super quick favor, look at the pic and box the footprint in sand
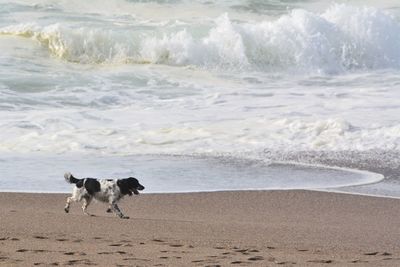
[152,239,166,243]
[122,257,150,262]
[169,244,183,248]
[364,252,379,256]
[64,252,86,256]
[56,238,68,242]
[276,261,296,265]
[297,249,309,252]
[32,249,50,253]
[109,243,123,247]
[307,259,333,264]
[65,259,94,265]
[97,252,113,255]
[33,236,48,240]
[351,259,368,263]
[248,256,264,261]
[234,249,252,255]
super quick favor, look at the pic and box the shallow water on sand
[0,154,382,194]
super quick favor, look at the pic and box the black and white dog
[64,172,144,219]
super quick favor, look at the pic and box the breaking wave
[2,4,400,74]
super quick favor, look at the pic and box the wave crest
[1,4,400,73]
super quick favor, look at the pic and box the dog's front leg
[64,196,73,213]
[106,204,112,213]
[82,197,93,216]
[110,203,129,219]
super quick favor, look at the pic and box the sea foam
[1,4,400,74]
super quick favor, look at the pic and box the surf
[1,4,400,74]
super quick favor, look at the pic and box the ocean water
[0,0,399,195]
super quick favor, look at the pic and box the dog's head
[117,177,145,196]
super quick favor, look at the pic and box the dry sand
[0,190,400,266]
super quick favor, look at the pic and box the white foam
[0,109,399,155]
[2,4,400,73]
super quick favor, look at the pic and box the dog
[64,172,144,219]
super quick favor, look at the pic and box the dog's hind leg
[110,203,129,219]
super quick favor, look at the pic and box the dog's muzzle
[132,185,145,195]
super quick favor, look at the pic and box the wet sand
[1,190,400,266]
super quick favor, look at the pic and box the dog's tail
[64,172,80,184]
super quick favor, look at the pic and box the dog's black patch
[84,178,101,195]
[75,179,84,188]
[117,179,132,196]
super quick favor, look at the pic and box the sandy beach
[2,0,400,266]
[0,190,399,266]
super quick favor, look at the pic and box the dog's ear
[117,180,133,196]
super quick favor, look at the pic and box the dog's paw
[120,215,130,219]
[106,208,112,213]
[64,208,69,213]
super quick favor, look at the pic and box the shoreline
[1,187,399,200]
[1,190,400,266]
